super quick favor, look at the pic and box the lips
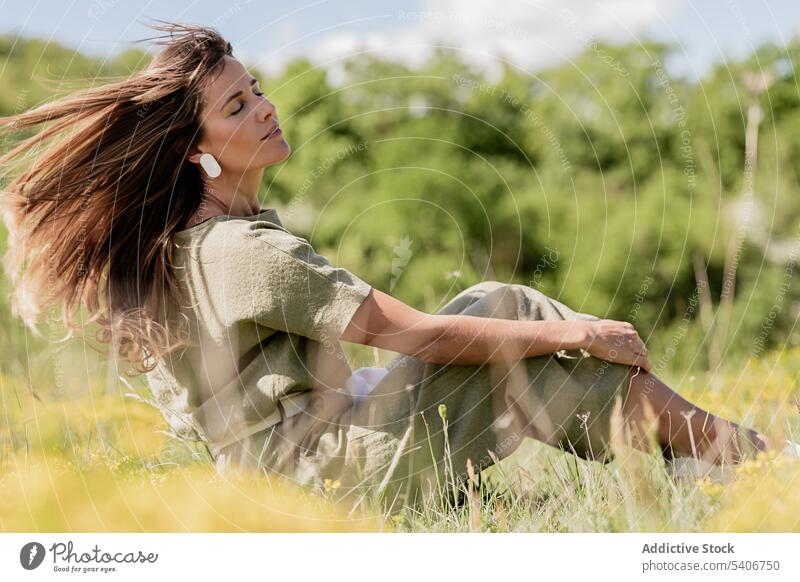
[261,125,281,140]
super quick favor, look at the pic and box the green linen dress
[145,208,633,510]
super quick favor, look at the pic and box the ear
[188,147,204,165]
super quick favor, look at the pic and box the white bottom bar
[2,533,800,580]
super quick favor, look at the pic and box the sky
[1,0,798,83]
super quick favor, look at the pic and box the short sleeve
[224,227,372,343]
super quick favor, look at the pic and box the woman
[1,21,795,510]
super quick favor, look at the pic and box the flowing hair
[0,20,233,375]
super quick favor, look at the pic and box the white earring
[199,152,221,178]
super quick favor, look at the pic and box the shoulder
[188,216,354,290]
[173,213,372,336]
[179,214,310,260]
[175,213,368,288]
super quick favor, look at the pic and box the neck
[203,166,265,216]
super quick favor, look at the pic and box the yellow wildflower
[696,475,723,497]
[323,478,341,493]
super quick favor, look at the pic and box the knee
[465,281,539,299]
[468,280,509,294]
[477,281,536,299]
[484,282,543,315]
[452,281,543,320]
[451,281,538,320]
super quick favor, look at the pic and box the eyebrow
[220,77,259,112]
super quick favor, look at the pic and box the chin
[258,143,291,167]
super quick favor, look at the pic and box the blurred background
[2,0,800,532]
[3,0,800,380]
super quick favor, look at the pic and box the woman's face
[191,56,290,174]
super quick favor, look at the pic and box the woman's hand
[582,319,652,372]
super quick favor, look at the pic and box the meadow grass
[1,344,799,532]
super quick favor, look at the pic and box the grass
[1,343,799,532]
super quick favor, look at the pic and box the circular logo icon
[20,542,46,570]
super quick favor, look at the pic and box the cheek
[209,122,256,162]
[223,120,259,160]
[228,121,256,149]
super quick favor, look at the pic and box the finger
[631,359,647,373]
[630,351,649,368]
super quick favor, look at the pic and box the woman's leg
[240,281,772,510]
[619,366,771,464]
[438,282,773,468]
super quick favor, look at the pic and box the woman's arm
[340,288,651,370]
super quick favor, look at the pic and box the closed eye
[230,91,266,116]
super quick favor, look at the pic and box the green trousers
[214,282,633,510]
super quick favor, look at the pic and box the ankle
[752,431,772,452]
[699,427,770,465]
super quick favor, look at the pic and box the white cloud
[262,0,686,84]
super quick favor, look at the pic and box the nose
[257,97,276,122]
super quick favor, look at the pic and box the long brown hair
[0,20,233,375]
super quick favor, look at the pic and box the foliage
[2,33,800,532]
